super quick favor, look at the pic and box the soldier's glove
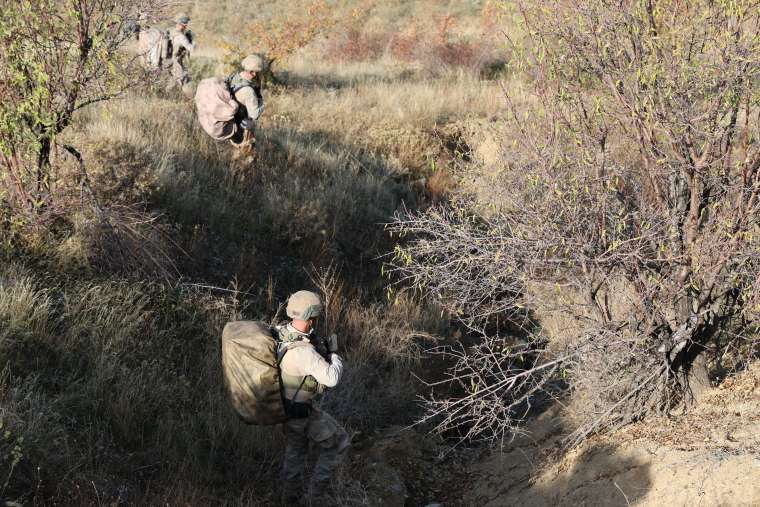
[240,118,255,131]
[327,333,339,353]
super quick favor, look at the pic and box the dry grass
[0,0,519,503]
[279,54,506,130]
[0,261,283,503]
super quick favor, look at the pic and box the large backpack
[137,27,172,69]
[222,321,314,424]
[221,321,287,425]
[195,77,240,141]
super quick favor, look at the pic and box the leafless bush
[389,0,760,445]
[417,336,565,444]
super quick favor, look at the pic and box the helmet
[241,54,264,72]
[286,291,323,320]
[175,13,190,25]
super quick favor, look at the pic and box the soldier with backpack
[194,55,265,161]
[137,24,170,70]
[226,54,265,152]
[169,13,194,92]
[276,290,349,505]
[136,13,194,95]
[220,290,349,506]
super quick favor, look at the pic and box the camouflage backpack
[194,77,240,141]
[137,27,172,69]
[221,321,311,425]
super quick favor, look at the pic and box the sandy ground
[351,364,760,506]
[463,364,760,507]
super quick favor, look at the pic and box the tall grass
[0,1,513,502]
[1,50,452,507]
[280,54,506,129]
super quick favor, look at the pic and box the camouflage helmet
[286,290,323,321]
[241,54,264,72]
[175,13,190,25]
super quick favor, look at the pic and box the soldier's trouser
[170,61,190,88]
[281,408,350,498]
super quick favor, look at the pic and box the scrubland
[3,0,759,506]
[0,1,498,504]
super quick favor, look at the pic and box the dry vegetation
[390,0,760,448]
[0,0,500,504]
[3,0,757,505]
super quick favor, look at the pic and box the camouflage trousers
[281,408,350,502]
[171,60,190,87]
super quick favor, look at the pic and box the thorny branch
[388,0,760,446]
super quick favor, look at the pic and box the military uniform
[227,55,266,154]
[277,291,349,504]
[166,14,193,92]
[170,27,193,87]
[227,72,263,148]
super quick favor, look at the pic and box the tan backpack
[137,27,171,69]
[221,321,287,425]
[194,77,239,141]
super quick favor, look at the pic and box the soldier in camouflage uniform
[169,13,194,92]
[276,290,350,506]
[226,54,265,154]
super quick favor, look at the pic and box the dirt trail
[354,364,760,506]
[465,364,760,507]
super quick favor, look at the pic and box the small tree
[219,0,337,83]
[390,0,760,445]
[0,0,166,213]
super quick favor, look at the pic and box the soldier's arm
[234,87,264,121]
[174,32,194,53]
[301,347,343,388]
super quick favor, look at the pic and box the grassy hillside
[0,1,503,504]
[8,2,754,505]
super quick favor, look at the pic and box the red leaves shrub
[332,29,388,61]
[328,15,496,74]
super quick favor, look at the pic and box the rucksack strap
[165,30,173,59]
[275,331,312,419]
[226,73,249,94]
[226,73,262,99]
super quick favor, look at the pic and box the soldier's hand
[240,118,255,131]
[327,333,339,353]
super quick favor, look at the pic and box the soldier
[276,290,350,505]
[169,13,194,91]
[227,54,266,153]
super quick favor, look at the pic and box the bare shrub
[388,25,420,62]
[329,29,389,62]
[324,13,500,74]
[75,204,181,281]
[389,0,760,446]
[416,336,563,443]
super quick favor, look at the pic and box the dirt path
[464,365,760,507]
[350,365,760,506]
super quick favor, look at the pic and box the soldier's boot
[230,131,256,167]
[242,130,256,164]
[306,428,351,503]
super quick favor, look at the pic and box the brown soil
[464,364,760,507]
[352,364,760,507]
